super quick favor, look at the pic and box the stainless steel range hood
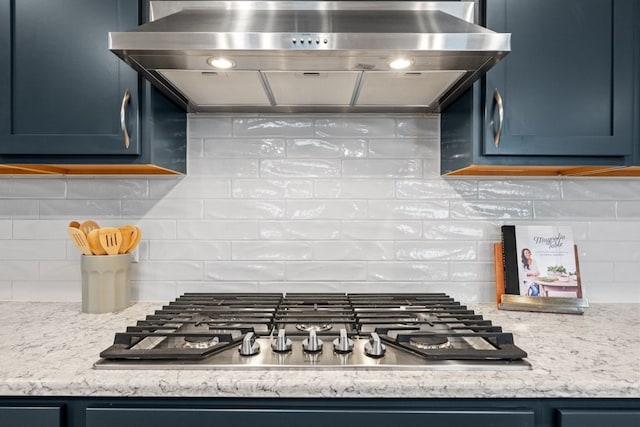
[109,1,510,113]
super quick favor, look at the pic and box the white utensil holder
[81,253,132,313]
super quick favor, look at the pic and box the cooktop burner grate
[96,292,530,370]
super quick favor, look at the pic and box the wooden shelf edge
[0,164,183,176]
[444,164,637,177]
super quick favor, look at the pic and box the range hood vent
[109,1,510,113]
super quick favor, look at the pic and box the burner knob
[238,332,260,356]
[302,329,323,352]
[364,332,386,358]
[332,328,354,353]
[271,329,292,352]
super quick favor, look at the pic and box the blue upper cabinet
[0,0,139,155]
[441,0,638,176]
[0,0,186,174]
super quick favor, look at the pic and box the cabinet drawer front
[87,408,535,427]
[558,409,640,427]
[0,406,61,427]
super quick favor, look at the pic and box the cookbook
[501,225,582,299]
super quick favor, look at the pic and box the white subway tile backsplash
[588,221,640,241]
[133,261,203,281]
[123,199,203,219]
[0,200,39,218]
[0,261,40,280]
[287,200,367,219]
[342,159,422,177]
[617,201,640,218]
[396,180,477,199]
[177,220,259,240]
[396,116,439,137]
[368,138,439,159]
[314,179,394,199]
[203,138,286,158]
[396,242,476,260]
[40,200,121,219]
[39,261,81,281]
[367,262,449,281]
[450,201,532,219]
[314,118,395,137]
[534,201,615,219]
[1,114,638,303]
[0,240,66,260]
[0,179,65,199]
[562,179,640,200]
[189,116,232,138]
[422,221,500,240]
[13,220,69,239]
[233,118,313,137]
[205,261,285,280]
[286,261,367,280]
[368,200,449,219]
[188,158,259,177]
[313,241,395,260]
[150,241,231,260]
[341,220,422,240]
[260,159,341,177]
[478,180,561,200]
[232,241,312,260]
[0,220,11,238]
[67,179,148,199]
[232,179,313,199]
[259,220,340,240]
[150,177,230,199]
[204,200,285,219]
[287,138,367,158]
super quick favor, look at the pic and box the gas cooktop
[95,293,530,370]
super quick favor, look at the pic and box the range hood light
[207,57,235,69]
[388,58,414,70]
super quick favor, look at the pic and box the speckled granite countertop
[0,301,638,398]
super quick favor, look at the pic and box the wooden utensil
[69,220,80,229]
[126,226,142,253]
[67,227,93,256]
[98,227,123,255]
[80,220,100,236]
[87,229,107,255]
[118,225,137,254]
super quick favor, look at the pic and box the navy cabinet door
[558,409,640,427]
[483,0,634,157]
[0,406,61,427]
[86,408,535,427]
[0,0,139,155]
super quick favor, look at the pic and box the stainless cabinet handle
[120,89,131,149]
[493,88,504,148]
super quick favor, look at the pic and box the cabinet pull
[120,89,131,149]
[493,88,504,148]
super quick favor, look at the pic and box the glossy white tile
[287,138,367,158]
[233,118,313,137]
[342,159,422,177]
[313,241,395,260]
[203,138,285,158]
[314,118,395,137]
[368,200,449,219]
[260,159,341,177]
[204,261,286,280]
[232,241,312,260]
[314,179,394,199]
[287,200,367,219]
[204,200,285,219]
[396,242,476,260]
[150,177,230,199]
[0,179,65,199]
[259,220,340,240]
[232,179,313,199]
[67,179,148,199]
[367,262,449,281]
[286,261,367,280]
[149,240,231,260]
[340,220,422,240]
[177,220,259,240]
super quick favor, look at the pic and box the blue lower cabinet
[86,408,535,427]
[557,409,640,427]
[0,406,61,427]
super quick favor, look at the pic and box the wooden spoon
[80,220,100,236]
[126,226,142,253]
[98,227,123,256]
[87,229,107,255]
[67,227,93,256]
[118,225,137,254]
[69,220,80,229]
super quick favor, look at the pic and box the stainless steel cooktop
[95,293,530,370]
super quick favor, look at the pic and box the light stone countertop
[0,301,638,399]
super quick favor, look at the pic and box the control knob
[302,329,323,352]
[364,332,386,358]
[238,332,260,356]
[332,328,354,353]
[271,329,292,352]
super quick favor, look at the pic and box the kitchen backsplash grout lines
[0,114,639,302]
